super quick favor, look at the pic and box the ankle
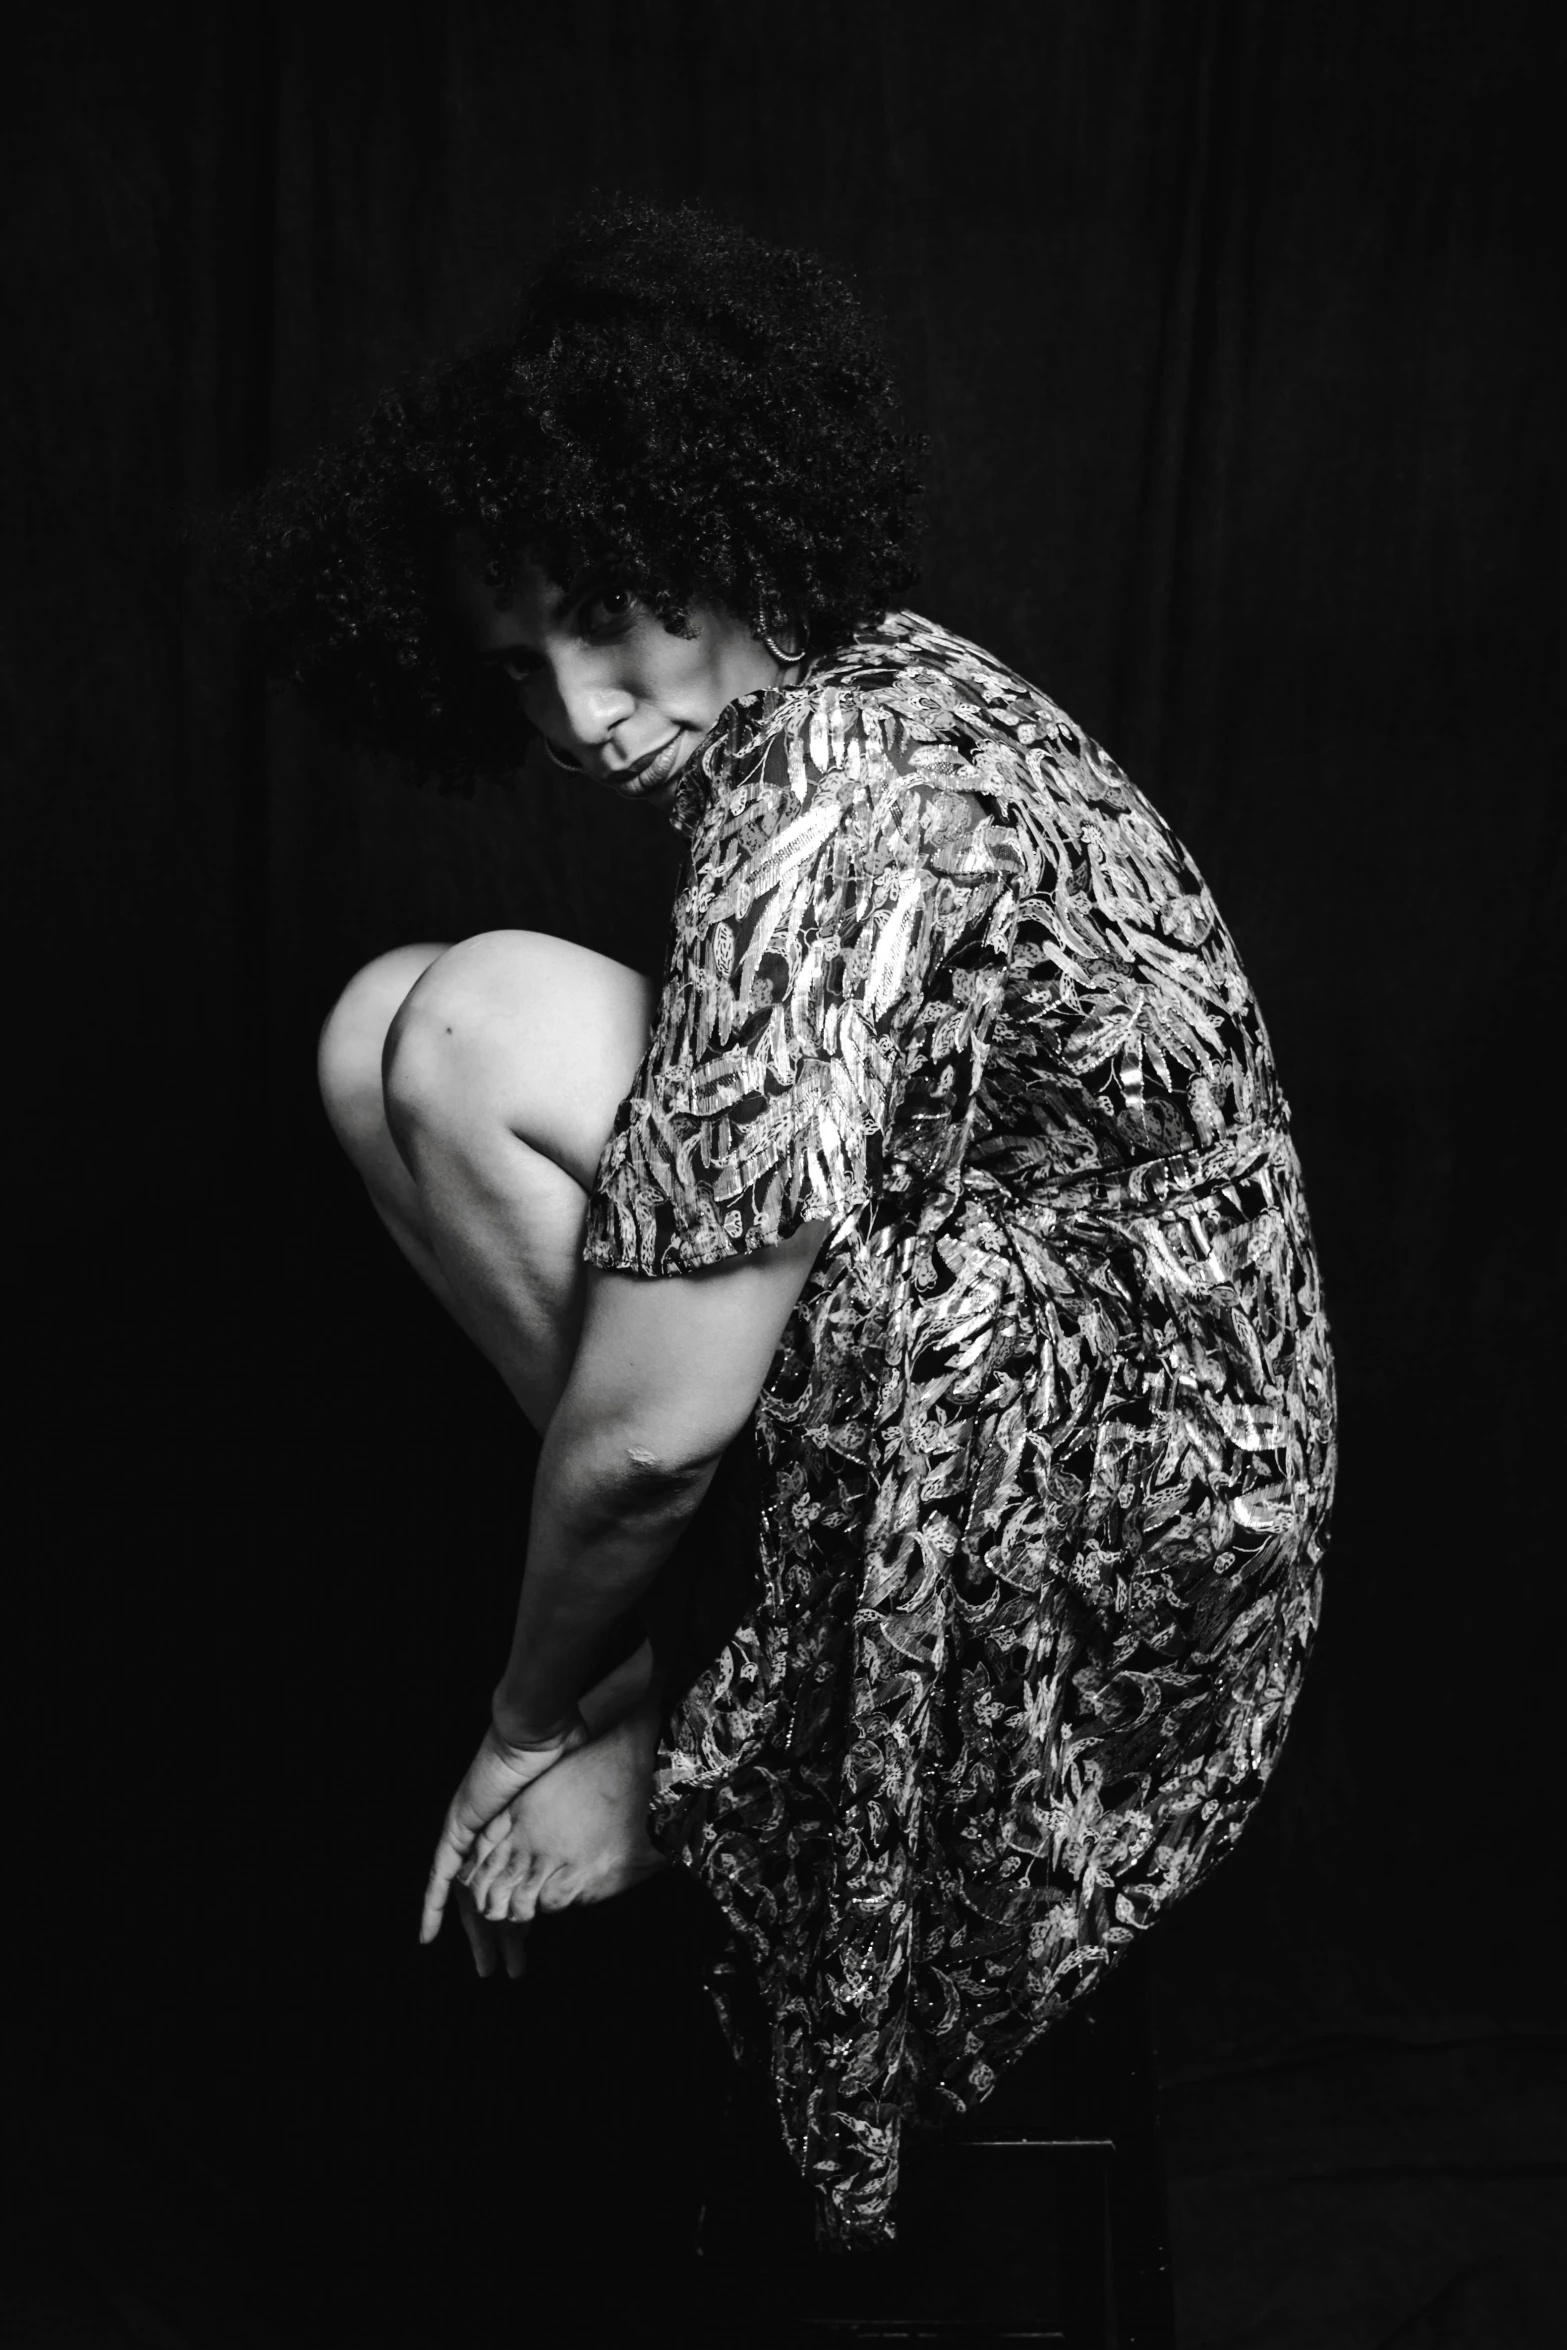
[577,1638,655,1734]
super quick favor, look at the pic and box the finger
[420,1864,454,1944]
[466,1836,514,1912]
[457,1888,496,1980]
[472,1811,513,1860]
[466,1806,524,1899]
[472,1825,538,1914]
[420,1826,472,1945]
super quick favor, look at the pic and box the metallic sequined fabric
[584,610,1338,2248]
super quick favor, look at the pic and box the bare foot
[503,1694,669,1916]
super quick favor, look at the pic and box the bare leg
[318,932,671,1812]
[317,936,651,1435]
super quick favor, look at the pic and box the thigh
[383,929,660,1191]
[318,941,450,1175]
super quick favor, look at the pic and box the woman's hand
[419,1712,591,1957]
[457,1700,669,1953]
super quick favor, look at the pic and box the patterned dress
[583,610,1337,2249]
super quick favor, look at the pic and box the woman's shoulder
[804,611,1114,781]
[816,607,1038,702]
[793,610,1138,817]
[675,607,1139,855]
[804,609,1042,736]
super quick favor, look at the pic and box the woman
[235,198,1337,2251]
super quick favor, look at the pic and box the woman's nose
[550,657,635,748]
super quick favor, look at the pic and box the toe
[534,1866,579,1915]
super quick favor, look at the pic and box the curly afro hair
[223,197,925,786]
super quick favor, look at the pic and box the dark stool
[697,1940,1176,2349]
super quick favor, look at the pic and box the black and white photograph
[5,5,1561,2345]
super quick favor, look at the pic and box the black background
[6,4,1563,2345]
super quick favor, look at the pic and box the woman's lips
[610,734,685,798]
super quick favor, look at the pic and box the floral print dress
[583,610,1338,2249]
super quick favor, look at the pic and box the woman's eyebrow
[560,558,629,610]
[474,568,620,662]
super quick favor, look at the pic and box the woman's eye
[583,585,635,630]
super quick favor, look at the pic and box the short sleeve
[584,691,1022,1276]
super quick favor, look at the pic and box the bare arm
[491,1216,830,1744]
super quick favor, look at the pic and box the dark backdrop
[6,4,1563,2346]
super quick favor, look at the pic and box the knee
[378,929,657,1190]
[318,942,448,1161]
[378,931,547,1148]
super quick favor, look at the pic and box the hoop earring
[541,737,584,772]
[758,622,808,668]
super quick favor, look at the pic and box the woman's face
[447,541,790,811]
